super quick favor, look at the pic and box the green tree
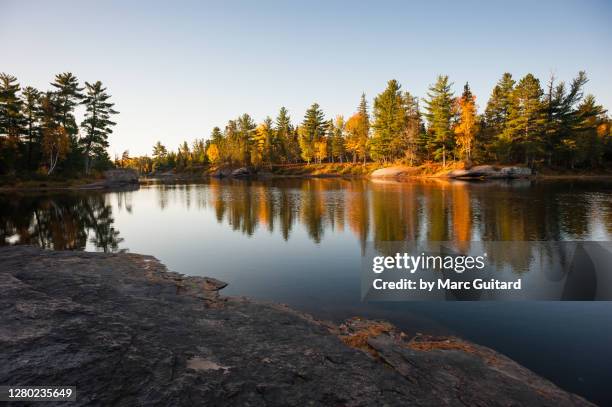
[330,115,346,163]
[177,140,191,169]
[152,141,168,169]
[21,86,41,169]
[543,71,588,165]
[483,73,515,160]
[503,74,546,166]
[51,72,83,172]
[400,92,423,165]
[236,113,256,166]
[299,103,326,164]
[563,95,608,168]
[51,72,83,137]
[0,73,24,171]
[424,75,455,165]
[275,107,296,163]
[80,81,118,174]
[371,82,406,162]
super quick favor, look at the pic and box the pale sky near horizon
[2,0,611,156]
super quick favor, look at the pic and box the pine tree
[39,92,69,174]
[371,81,405,162]
[21,86,41,169]
[80,81,118,174]
[51,72,83,172]
[544,71,588,165]
[152,141,168,169]
[358,93,370,137]
[503,74,546,166]
[400,92,423,166]
[0,73,24,171]
[483,73,515,160]
[331,115,346,163]
[236,113,256,166]
[275,107,295,163]
[177,141,191,169]
[563,95,608,168]
[0,73,24,138]
[51,72,83,137]
[424,75,455,166]
[299,103,326,164]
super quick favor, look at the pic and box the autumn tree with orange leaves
[454,83,478,162]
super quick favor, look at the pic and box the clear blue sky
[2,0,611,156]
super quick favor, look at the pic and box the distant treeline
[3,71,608,177]
[120,71,611,174]
[0,72,118,176]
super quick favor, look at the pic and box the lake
[2,177,612,404]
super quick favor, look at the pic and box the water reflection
[153,178,611,244]
[0,192,123,252]
[2,178,611,252]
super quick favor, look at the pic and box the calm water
[2,178,612,404]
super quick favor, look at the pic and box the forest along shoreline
[0,246,595,406]
[2,164,612,192]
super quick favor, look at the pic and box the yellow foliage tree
[314,138,327,164]
[454,85,478,161]
[345,113,368,164]
[206,143,220,164]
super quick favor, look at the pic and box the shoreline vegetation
[2,71,611,187]
[0,246,595,406]
[2,162,612,192]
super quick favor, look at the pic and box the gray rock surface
[231,167,254,178]
[0,247,593,406]
[370,166,418,178]
[447,165,532,179]
[103,169,139,185]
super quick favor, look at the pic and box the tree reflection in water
[0,192,123,252]
[1,178,610,261]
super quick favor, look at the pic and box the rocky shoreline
[0,246,595,406]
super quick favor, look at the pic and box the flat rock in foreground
[0,247,592,406]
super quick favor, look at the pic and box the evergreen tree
[299,103,326,164]
[80,81,118,174]
[51,72,83,136]
[358,93,370,137]
[236,113,256,166]
[275,107,295,163]
[0,73,24,171]
[544,71,588,165]
[424,75,455,166]
[39,92,69,174]
[330,115,346,163]
[563,95,608,168]
[152,141,168,169]
[21,86,41,169]
[483,73,515,160]
[503,74,546,166]
[51,72,83,172]
[371,81,405,162]
[191,138,207,165]
[400,92,423,166]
